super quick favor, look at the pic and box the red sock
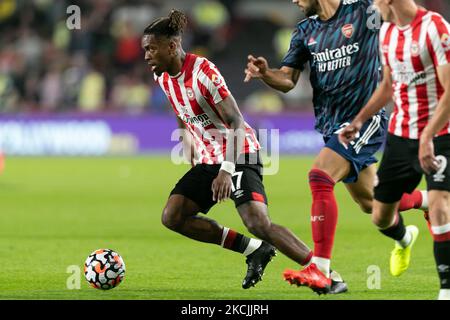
[309,169,338,259]
[302,251,313,266]
[222,228,238,249]
[221,228,259,254]
[432,228,450,242]
[398,190,423,211]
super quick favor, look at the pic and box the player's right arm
[244,24,306,93]
[338,66,393,146]
[244,55,301,93]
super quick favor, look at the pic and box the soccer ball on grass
[84,249,126,290]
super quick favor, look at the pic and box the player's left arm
[419,15,450,174]
[211,96,247,203]
[339,66,393,146]
[419,63,450,174]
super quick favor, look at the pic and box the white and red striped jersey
[380,8,450,139]
[155,53,260,164]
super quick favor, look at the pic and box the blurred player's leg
[281,148,349,293]
[346,164,428,213]
[162,194,262,253]
[308,148,350,278]
[424,211,434,236]
[286,148,426,292]
[428,190,450,300]
[372,201,419,277]
[371,134,428,277]
[162,194,222,243]
[229,161,341,289]
[345,164,378,213]
[162,194,275,288]
[236,200,348,291]
[237,201,312,266]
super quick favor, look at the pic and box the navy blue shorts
[324,115,387,183]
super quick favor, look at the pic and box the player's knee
[429,207,448,223]
[371,215,381,228]
[161,207,184,231]
[371,212,390,229]
[244,217,271,239]
[359,200,373,214]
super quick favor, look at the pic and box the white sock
[431,223,450,235]
[243,238,262,256]
[397,229,412,248]
[220,227,230,247]
[438,289,450,300]
[311,256,330,278]
[221,227,262,256]
[419,191,428,210]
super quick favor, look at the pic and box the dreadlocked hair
[143,9,187,38]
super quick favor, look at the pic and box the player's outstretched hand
[338,121,362,149]
[212,170,233,203]
[419,133,439,174]
[244,55,268,82]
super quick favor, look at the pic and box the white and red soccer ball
[84,249,126,290]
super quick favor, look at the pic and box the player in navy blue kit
[245,0,428,293]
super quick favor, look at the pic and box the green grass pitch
[0,156,438,300]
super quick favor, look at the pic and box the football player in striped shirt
[340,0,450,300]
[245,0,428,293]
[141,10,347,291]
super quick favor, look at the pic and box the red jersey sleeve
[429,14,450,66]
[197,59,231,104]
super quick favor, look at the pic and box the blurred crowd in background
[0,0,449,115]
